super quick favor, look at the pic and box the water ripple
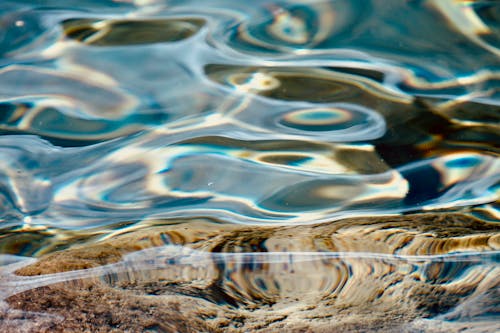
[0,1,498,330]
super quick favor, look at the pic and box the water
[0,0,499,332]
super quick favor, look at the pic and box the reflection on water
[0,0,499,331]
[62,17,206,46]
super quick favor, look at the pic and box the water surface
[0,0,499,332]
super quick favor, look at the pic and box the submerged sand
[1,213,498,332]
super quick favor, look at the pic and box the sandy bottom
[1,213,498,332]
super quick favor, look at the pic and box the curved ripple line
[1,246,498,301]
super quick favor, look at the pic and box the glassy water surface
[0,0,499,332]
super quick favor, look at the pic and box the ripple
[278,105,371,132]
[205,64,404,104]
[223,0,350,54]
[0,66,138,120]
[0,131,496,229]
[62,17,206,46]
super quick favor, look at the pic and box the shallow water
[0,0,499,332]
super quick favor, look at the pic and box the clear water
[0,0,499,332]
